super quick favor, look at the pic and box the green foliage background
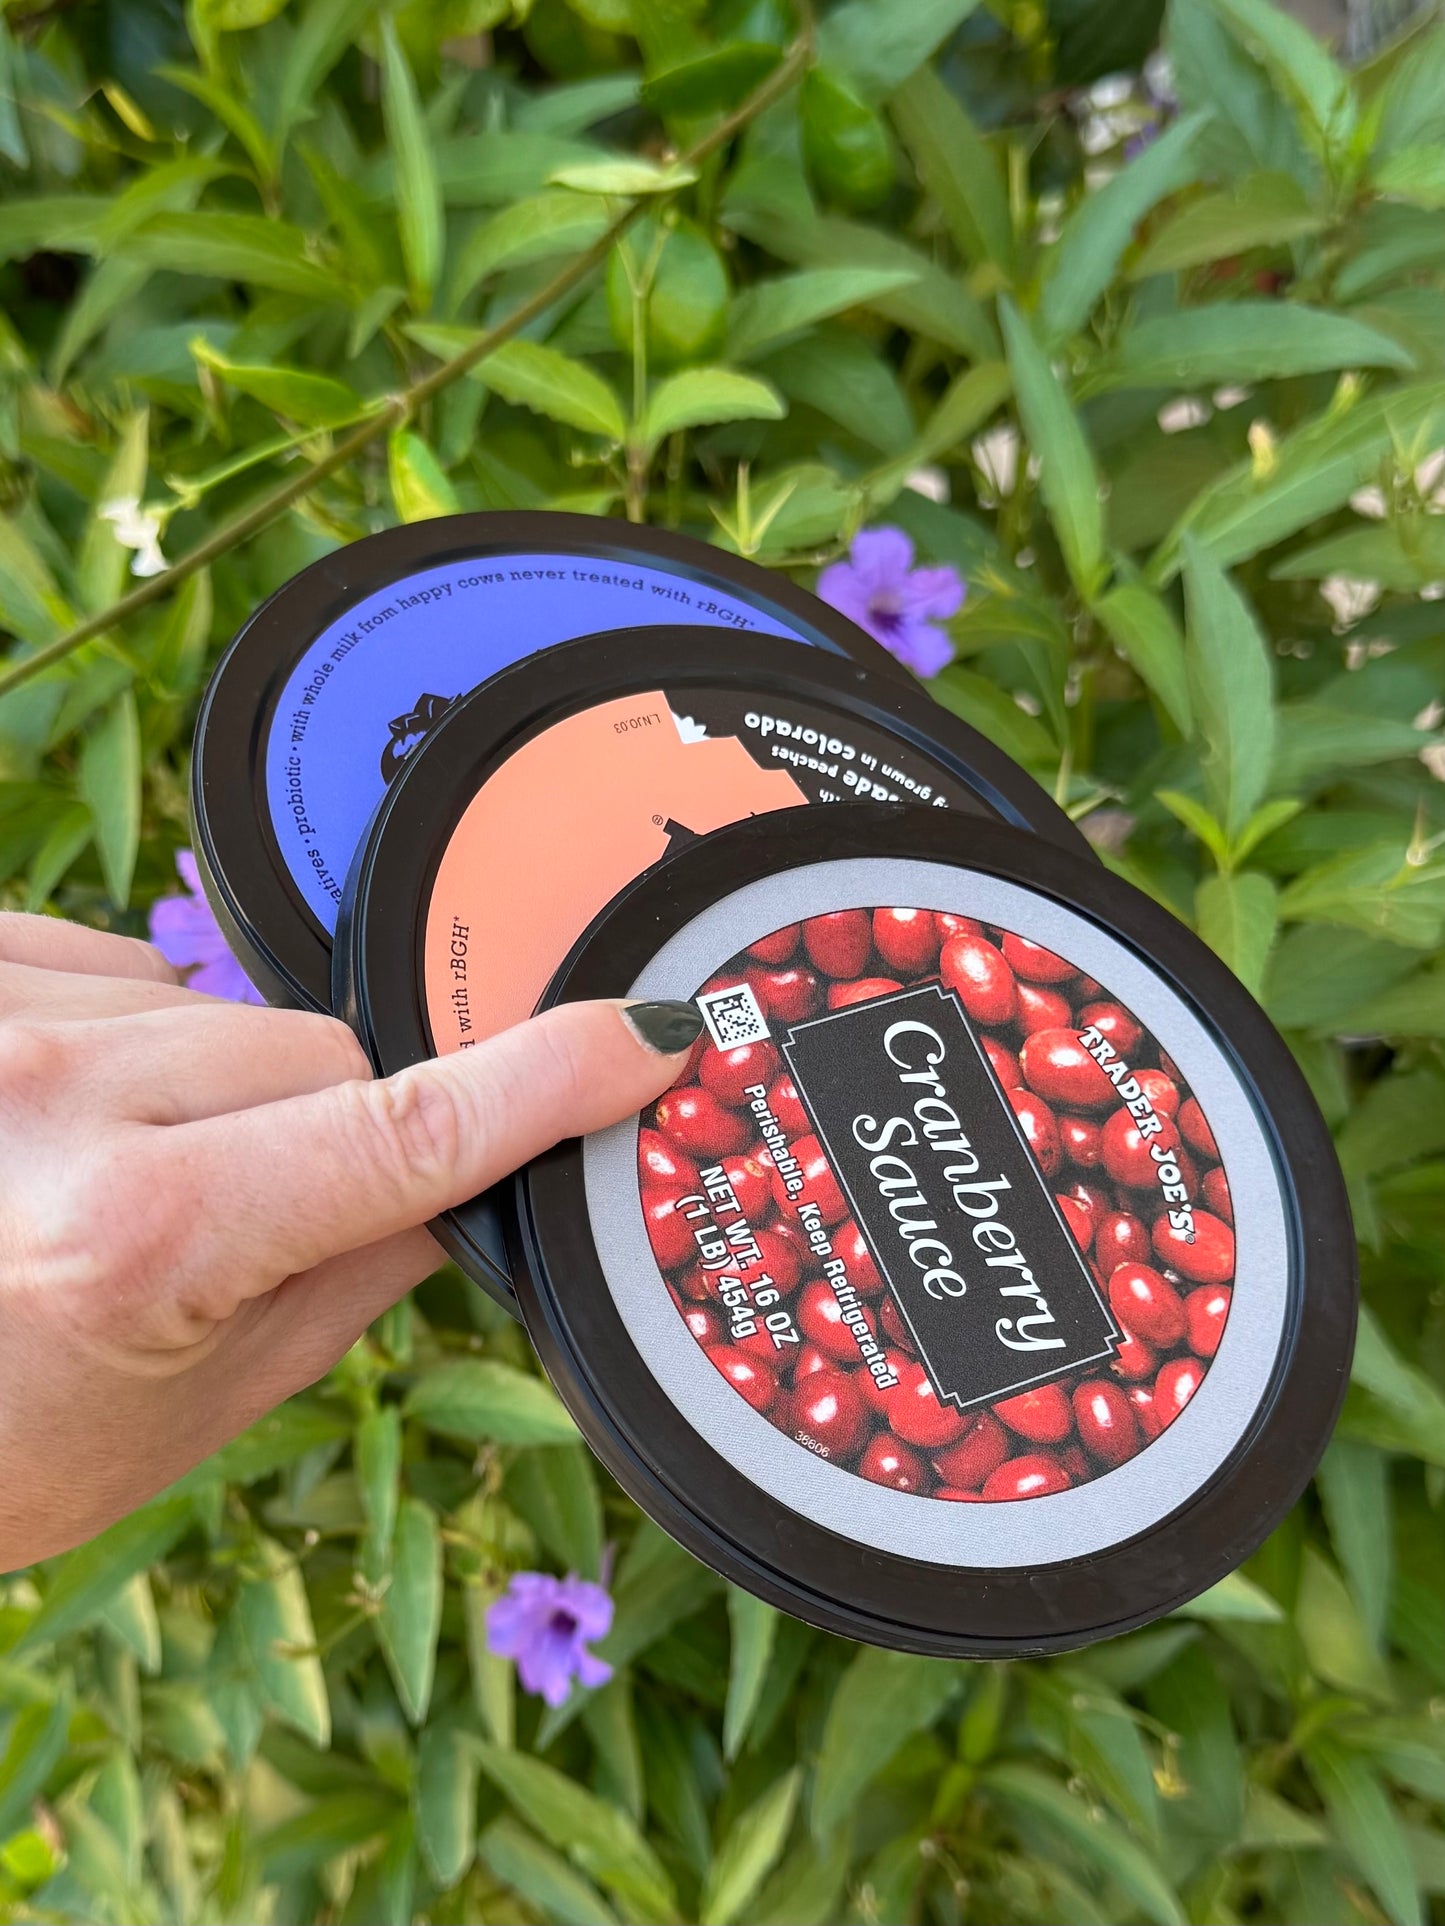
[2,0,1444,1919]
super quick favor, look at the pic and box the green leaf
[1375,142,1445,209]
[379,17,443,310]
[236,1545,331,1748]
[642,43,782,119]
[1041,115,1208,341]
[0,196,109,264]
[930,664,1058,766]
[1280,843,1445,949]
[415,1724,479,1888]
[99,1571,162,1674]
[387,430,460,522]
[984,1763,1186,1926]
[404,1358,579,1445]
[1204,0,1355,150]
[1181,536,1275,839]
[200,1397,351,1488]
[17,1490,194,1652]
[378,1498,442,1725]
[700,1769,800,1926]
[1172,1570,1284,1621]
[259,1791,400,1879]
[355,1404,401,1558]
[0,1696,69,1838]
[723,1588,778,1761]
[1340,1303,1445,1468]
[1296,1546,1395,1701]
[815,0,983,101]
[478,1815,619,1925]
[1151,380,1445,579]
[448,191,609,310]
[505,1444,602,1579]
[190,340,365,428]
[475,1742,677,1922]
[473,340,625,440]
[1373,22,1445,158]
[118,212,350,302]
[1317,1440,1394,1649]
[812,1649,964,1837]
[1196,870,1277,994]
[465,1582,515,1748]
[727,266,919,362]
[581,1679,644,1824]
[1100,302,1413,391]
[889,66,1011,269]
[1146,1646,1244,1840]
[999,297,1104,596]
[640,366,784,446]
[1093,579,1192,733]
[78,412,150,614]
[599,1523,723,1673]
[1130,170,1326,278]
[273,0,380,154]
[156,62,276,181]
[1305,1735,1423,1926]
[1272,517,1445,591]
[77,686,141,910]
[550,157,698,195]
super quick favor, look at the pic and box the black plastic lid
[507,804,1355,1655]
[336,627,1092,1306]
[191,511,913,1012]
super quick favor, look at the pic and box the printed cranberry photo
[638,908,1234,1504]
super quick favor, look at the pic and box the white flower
[1319,573,1382,630]
[1421,742,1445,781]
[1158,397,1211,434]
[904,464,949,503]
[1414,699,1444,731]
[1212,386,1252,410]
[1414,448,1445,509]
[1420,581,1445,601]
[1349,485,1389,519]
[1143,50,1178,108]
[972,424,1019,503]
[1088,74,1135,109]
[99,494,168,578]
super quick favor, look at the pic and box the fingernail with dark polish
[624,1000,704,1055]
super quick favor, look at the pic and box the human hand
[0,913,700,1567]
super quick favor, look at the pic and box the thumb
[177,999,703,1290]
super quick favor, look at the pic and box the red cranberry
[788,1368,867,1458]
[1153,1209,1234,1285]
[1015,982,1072,1036]
[708,1345,777,1414]
[1184,1285,1231,1358]
[1095,1209,1151,1272]
[1075,975,1103,1000]
[1008,1088,1061,1177]
[878,1296,916,1353]
[992,1381,1072,1444]
[1109,1326,1157,1382]
[803,910,872,979]
[857,1350,912,1416]
[1020,1028,1116,1109]
[655,1085,751,1158]
[1072,1380,1141,1467]
[644,1191,700,1270]
[828,976,903,1010]
[982,1035,1024,1089]
[639,1128,700,1193]
[1107,1262,1186,1347]
[1136,1068,1180,1119]
[796,1277,872,1361]
[673,1296,724,1346]
[873,908,940,975]
[766,1074,810,1141]
[937,1486,985,1501]
[698,1038,780,1109]
[1201,1165,1232,1225]
[713,1153,772,1224]
[1062,1178,1110,1226]
[1127,1383,1163,1441]
[932,1411,1009,1489]
[1001,932,1075,983]
[940,934,1017,1026]
[732,1319,785,1363]
[777,1134,849,1224]
[858,1432,929,1491]
[1079,1001,1142,1058]
[1060,1112,1103,1167]
[751,1226,803,1294]
[982,1453,1072,1501]
[1155,1356,1203,1428]
[673,1260,715,1301]
[795,1342,830,1380]
[1056,1194,1093,1249]
[748,925,798,965]
[1059,1442,1090,1480]
[1100,1107,1179,1190]
[935,912,983,942]
[833,1219,883,1295]
[887,1358,967,1448]
[1179,1097,1218,1160]
[749,966,821,1024]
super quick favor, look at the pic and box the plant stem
[0,18,814,703]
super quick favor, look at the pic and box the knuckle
[0,1020,75,1101]
[302,1012,373,1085]
[344,1068,465,1197]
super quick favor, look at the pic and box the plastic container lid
[336,626,1091,1306]
[191,511,911,1011]
[506,804,1355,1654]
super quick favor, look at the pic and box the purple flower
[149,850,264,1004]
[817,527,964,678]
[486,1571,614,1707]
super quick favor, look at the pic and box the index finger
[0,912,179,985]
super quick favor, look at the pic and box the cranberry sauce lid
[192,511,911,1011]
[336,628,1091,1307]
[509,805,1355,1655]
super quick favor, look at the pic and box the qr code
[697,982,771,1051]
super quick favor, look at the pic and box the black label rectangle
[782,983,1120,1410]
